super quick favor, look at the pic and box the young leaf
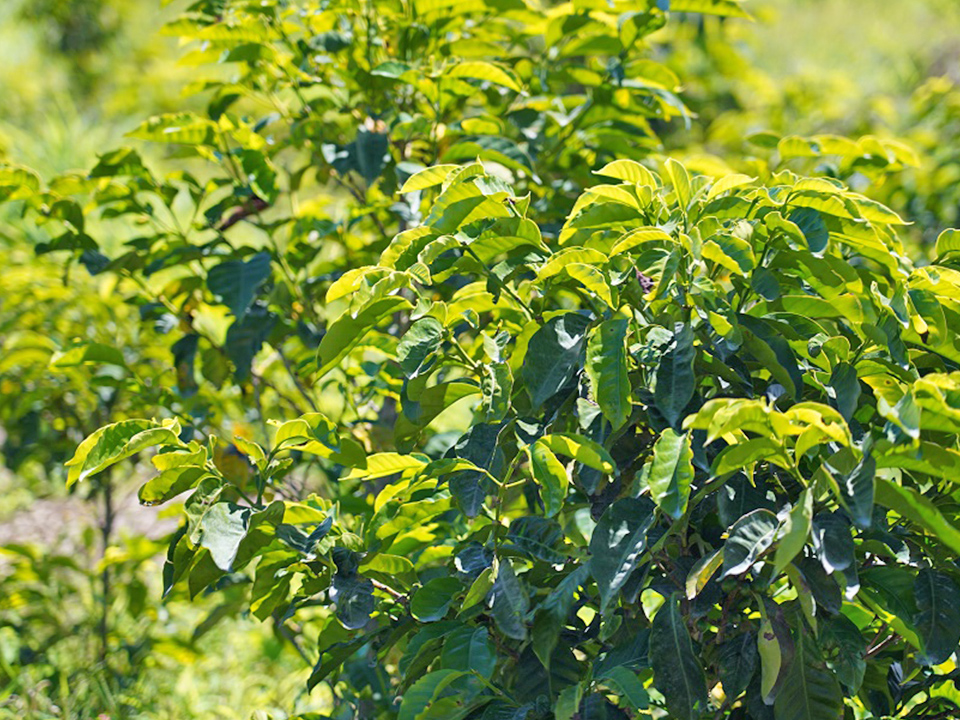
[528,441,569,517]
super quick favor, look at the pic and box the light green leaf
[446,61,521,92]
[401,164,460,193]
[67,419,182,487]
[537,433,616,474]
[594,159,657,187]
[528,441,569,517]
[316,296,412,378]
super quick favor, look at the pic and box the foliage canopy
[4,1,960,719]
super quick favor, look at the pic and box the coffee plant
[4,0,960,719]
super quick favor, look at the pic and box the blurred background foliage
[2,0,960,718]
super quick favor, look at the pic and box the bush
[5,1,960,719]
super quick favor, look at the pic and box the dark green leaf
[207,252,272,318]
[521,313,591,409]
[589,497,656,614]
[718,631,758,701]
[722,509,779,578]
[648,428,694,520]
[914,569,960,666]
[586,318,631,430]
[490,561,528,641]
[441,626,497,678]
[412,577,462,622]
[773,620,843,720]
[650,594,709,720]
[398,318,444,378]
[654,322,695,428]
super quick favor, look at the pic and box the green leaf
[773,488,813,575]
[599,666,649,710]
[51,342,128,370]
[555,683,584,720]
[593,159,657,186]
[650,593,709,720]
[773,621,843,720]
[521,312,591,408]
[330,573,375,630]
[506,517,565,563]
[66,419,181,487]
[811,512,854,575]
[648,428,695,520]
[398,317,444,378]
[828,362,861,423]
[446,61,522,92]
[528,441,569,517]
[875,478,960,556]
[412,577,463,622]
[586,318,631,430]
[718,631,758,701]
[789,207,829,254]
[198,502,250,571]
[441,626,497,678]
[722,509,779,578]
[935,228,960,258]
[831,453,875,530]
[401,164,460,193]
[914,569,960,666]
[398,670,466,720]
[655,323,695,428]
[490,561,528,641]
[590,497,656,614]
[316,296,412,378]
[537,433,616,474]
